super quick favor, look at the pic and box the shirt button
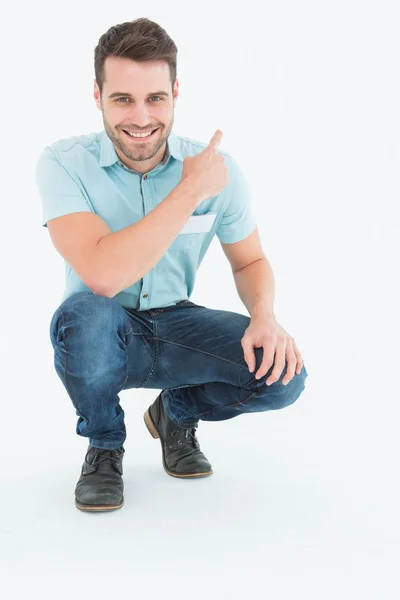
[143,293,148,298]
[143,175,148,180]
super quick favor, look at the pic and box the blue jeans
[49,291,308,450]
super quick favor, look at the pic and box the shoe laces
[86,447,124,467]
[171,428,200,449]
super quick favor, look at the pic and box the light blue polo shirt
[35,129,257,310]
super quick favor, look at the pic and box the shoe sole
[144,408,213,479]
[75,498,124,512]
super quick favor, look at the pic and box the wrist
[180,176,205,207]
[251,304,275,321]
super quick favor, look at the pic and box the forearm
[94,178,202,297]
[233,258,275,319]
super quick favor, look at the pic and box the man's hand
[241,316,303,386]
[181,129,229,204]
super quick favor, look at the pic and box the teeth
[126,129,155,138]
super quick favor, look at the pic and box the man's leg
[49,290,157,510]
[50,291,143,450]
[141,301,308,428]
[137,300,307,478]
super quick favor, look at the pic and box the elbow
[93,286,116,299]
[90,273,140,300]
[90,278,116,299]
[92,289,116,299]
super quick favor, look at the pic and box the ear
[93,80,101,110]
[173,78,179,107]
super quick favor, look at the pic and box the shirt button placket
[141,174,149,306]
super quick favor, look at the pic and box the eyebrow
[108,91,169,99]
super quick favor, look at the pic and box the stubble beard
[103,112,174,163]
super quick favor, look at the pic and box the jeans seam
[157,336,257,425]
[122,340,129,391]
[175,390,257,426]
[58,306,129,442]
[57,308,79,413]
[154,336,249,371]
[139,315,159,388]
[123,333,152,390]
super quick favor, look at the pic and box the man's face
[94,56,178,166]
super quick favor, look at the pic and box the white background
[0,0,399,597]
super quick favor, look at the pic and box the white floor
[2,365,399,599]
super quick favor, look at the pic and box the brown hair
[94,18,178,96]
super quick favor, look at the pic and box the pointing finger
[208,129,223,152]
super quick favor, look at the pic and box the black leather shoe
[74,445,125,512]
[144,393,213,478]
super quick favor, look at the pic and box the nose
[129,104,153,128]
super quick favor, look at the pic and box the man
[35,17,308,512]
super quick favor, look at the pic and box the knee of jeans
[50,291,126,344]
[49,308,63,349]
[258,363,308,410]
[281,366,308,408]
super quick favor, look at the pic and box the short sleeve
[35,146,93,228]
[216,158,257,244]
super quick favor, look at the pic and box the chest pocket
[168,212,217,254]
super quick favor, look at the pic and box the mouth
[121,127,160,142]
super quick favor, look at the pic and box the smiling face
[94,56,178,173]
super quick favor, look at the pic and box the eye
[116,96,163,103]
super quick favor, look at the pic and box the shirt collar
[99,128,183,168]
